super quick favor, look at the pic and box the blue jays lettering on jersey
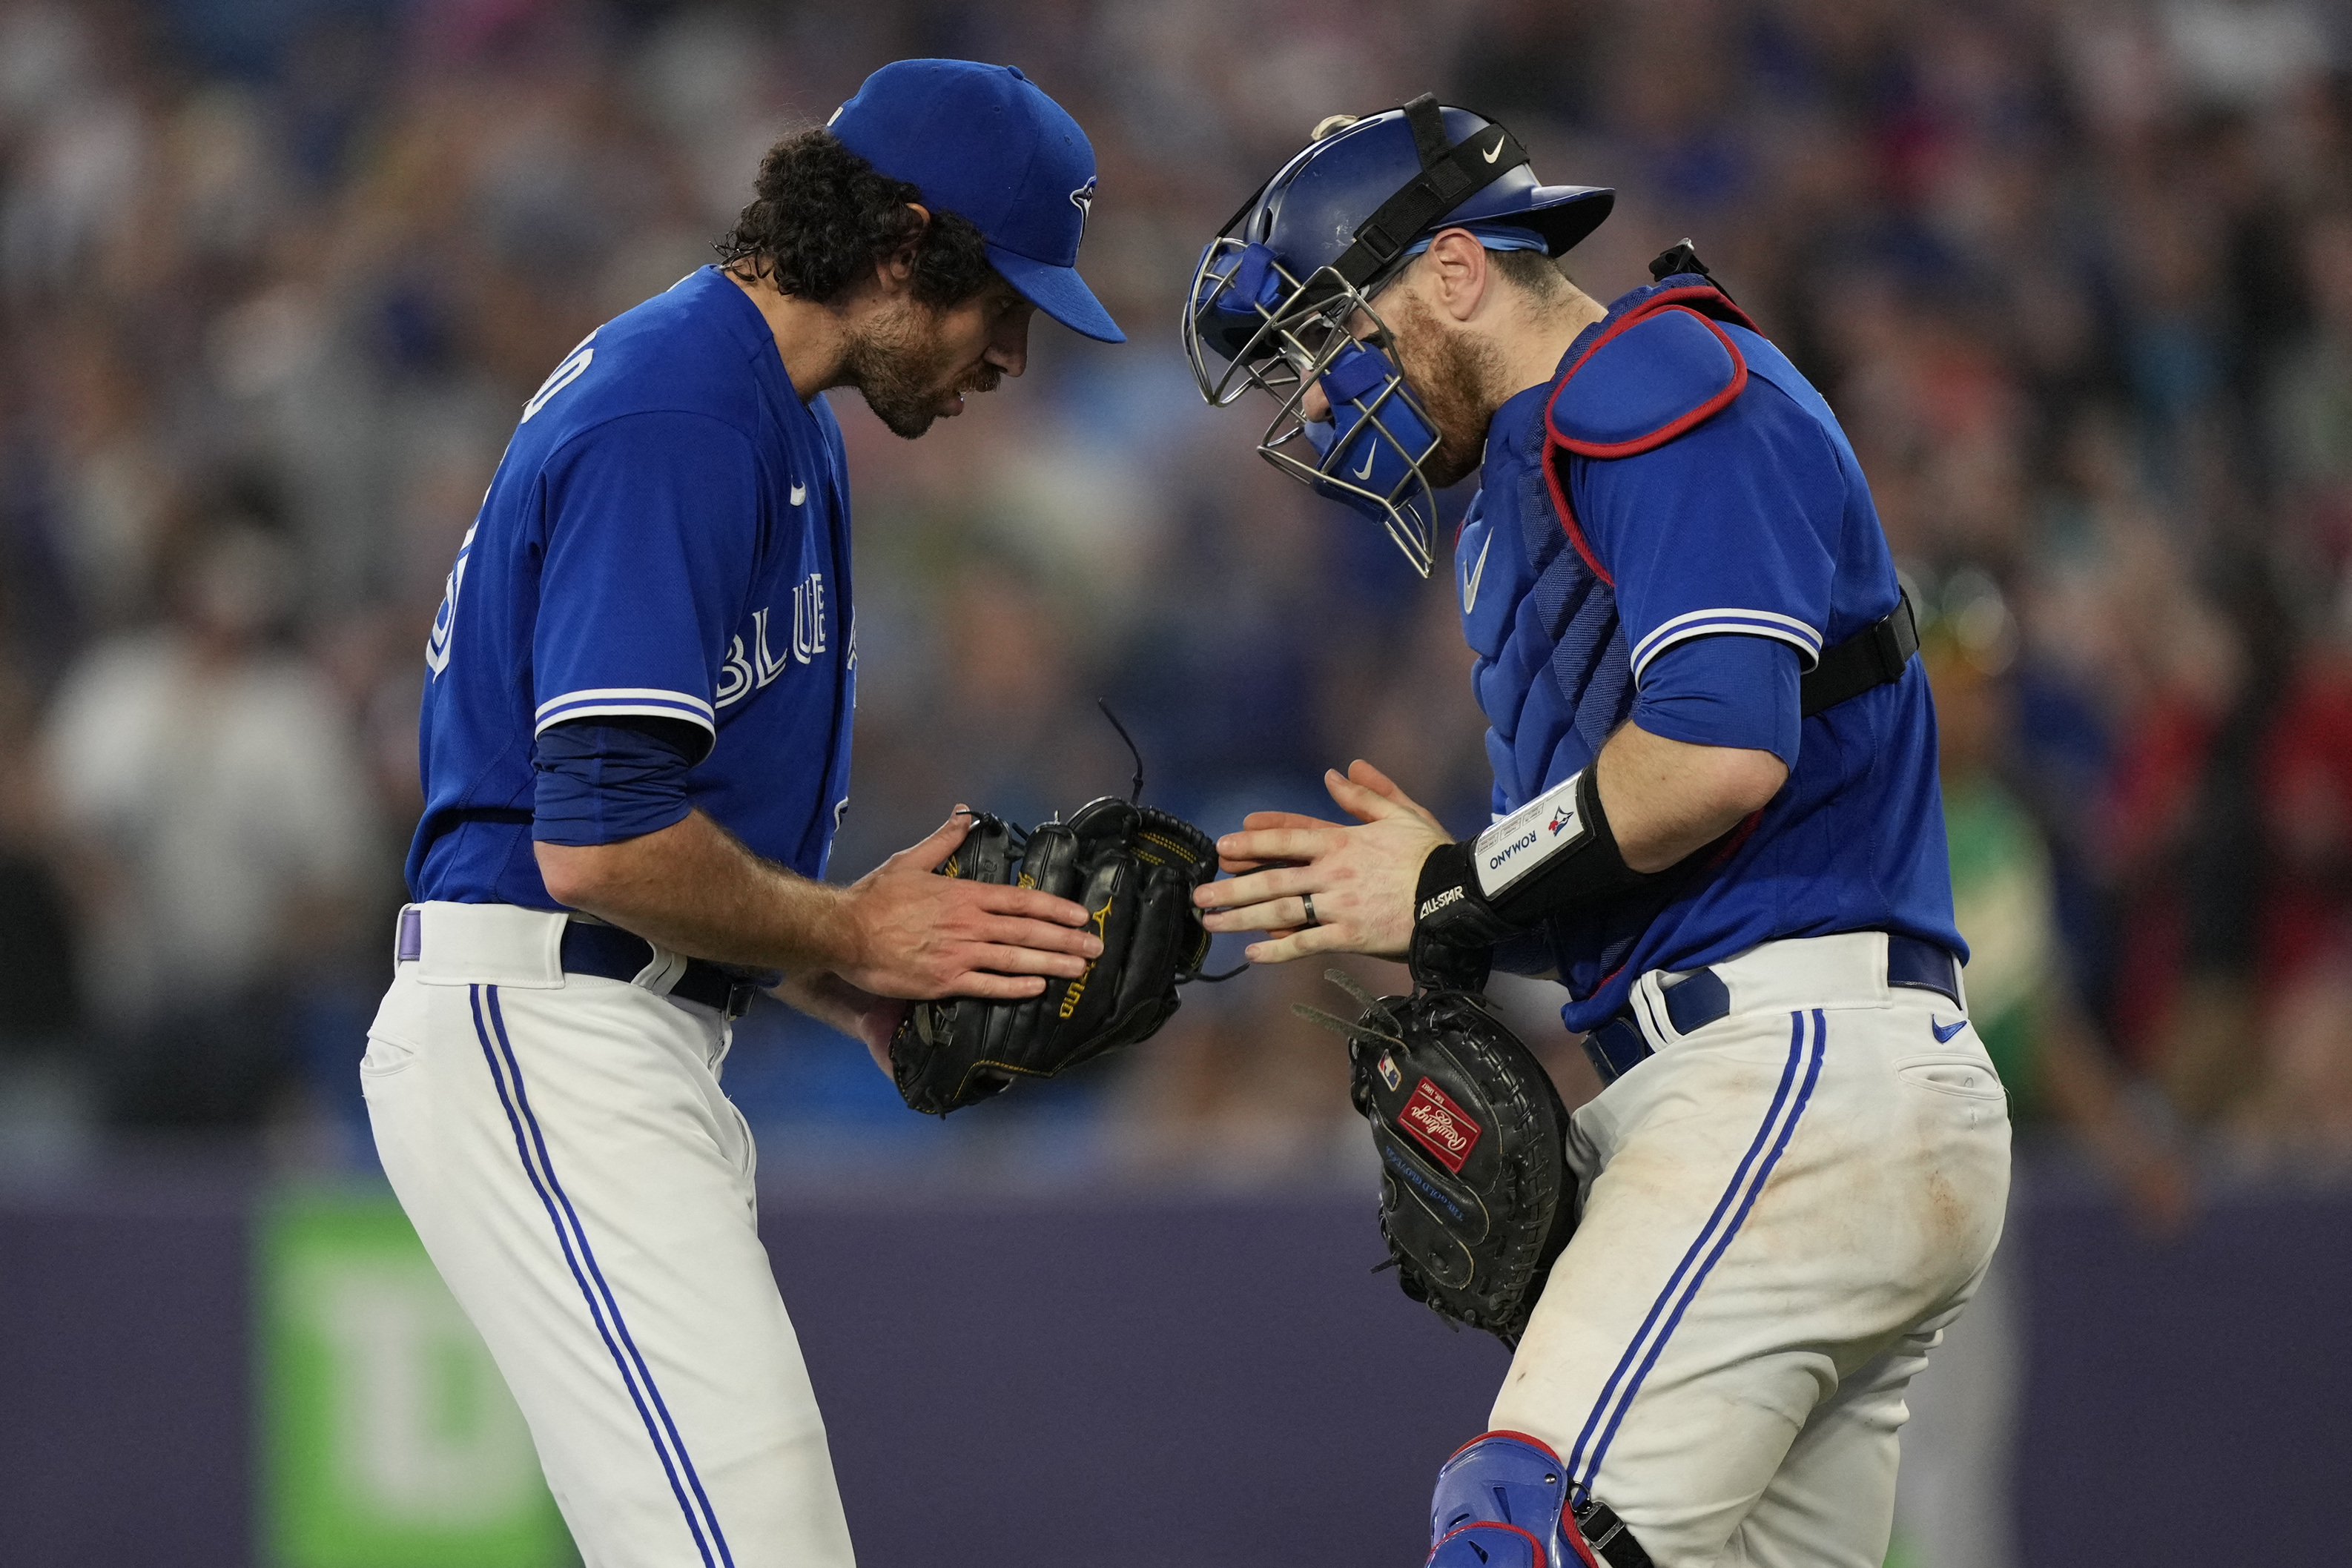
[1456,274,1960,1032]
[409,266,856,907]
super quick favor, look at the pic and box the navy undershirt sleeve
[1631,634,1802,769]
[531,718,699,846]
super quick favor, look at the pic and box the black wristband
[1414,840,1519,945]
[1411,766,1655,950]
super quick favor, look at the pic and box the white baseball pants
[363,902,855,1568]
[1490,933,2012,1568]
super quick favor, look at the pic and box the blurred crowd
[1,0,2348,1189]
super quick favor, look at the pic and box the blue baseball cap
[828,59,1124,343]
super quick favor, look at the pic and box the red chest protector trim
[1539,284,1760,586]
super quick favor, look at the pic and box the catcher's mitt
[889,796,1220,1116]
[1306,972,1578,1346]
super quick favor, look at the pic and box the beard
[1387,294,1503,489]
[842,299,999,440]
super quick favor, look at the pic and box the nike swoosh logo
[1931,1016,1967,1043]
[1351,446,1378,482]
[1461,534,1491,615]
[1481,133,1506,163]
[790,482,807,506]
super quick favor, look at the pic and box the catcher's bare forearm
[536,807,1100,999]
[1595,724,1786,873]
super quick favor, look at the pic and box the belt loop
[628,939,690,996]
[395,904,423,965]
[1630,970,1677,1046]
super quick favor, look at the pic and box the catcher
[1183,100,2009,1568]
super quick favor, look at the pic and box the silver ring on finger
[1301,892,1321,927]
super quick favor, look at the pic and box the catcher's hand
[888,797,1220,1115]
[1304,971,1577,1346]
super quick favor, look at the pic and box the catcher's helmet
[1183,96,1612,575]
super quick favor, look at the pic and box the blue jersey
[408,267,856,907]
[1457,276,1959,1031]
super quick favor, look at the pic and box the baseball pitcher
[367,60,1160,1567]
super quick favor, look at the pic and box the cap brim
[1511,185,1615,257]
[988,243,1126,343]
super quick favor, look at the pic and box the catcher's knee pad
[1427,1432,1648,1568]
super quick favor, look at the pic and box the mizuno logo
[1481,133,1506,163]
[1461,534,1490,615]
[1057,896,1114,1019]
[790,482,807,506]
[1351,446,1378,482]
[1931,1016,1968,1043]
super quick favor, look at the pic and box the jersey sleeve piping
[534,687,717,737]
[1630,609,1823,683]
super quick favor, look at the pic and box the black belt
[1800,587,1918,716]
[560,922,761,1021]
[1583,933,1959,1085]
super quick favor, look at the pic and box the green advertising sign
[260,1185,572,1568]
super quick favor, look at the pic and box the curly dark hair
[715,129,997,310]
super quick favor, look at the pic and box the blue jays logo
[1070,176,1097,242]
[716,572,830,709]
[1547,804,1576,836]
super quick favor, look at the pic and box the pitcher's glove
[1302,972,1578,1346]
[889,798,1220,1116]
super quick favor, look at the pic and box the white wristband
[1473,768,1595,899]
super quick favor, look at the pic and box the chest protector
[1461,275,1762,821]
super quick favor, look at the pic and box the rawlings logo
[1398,1078,1481,1173]
[1418,886,1466,922]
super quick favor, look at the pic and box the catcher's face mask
[1185,239,1444,575]
[1181,96,1613,579]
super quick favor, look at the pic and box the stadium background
[0,0,2348,1564]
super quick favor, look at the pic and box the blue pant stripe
[1575,1008,1828,1492]
[1562,1009,1811,1494]
[470,985,724,1568]
[483,988,737,1568]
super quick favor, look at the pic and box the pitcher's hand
[834,809,1101,999]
